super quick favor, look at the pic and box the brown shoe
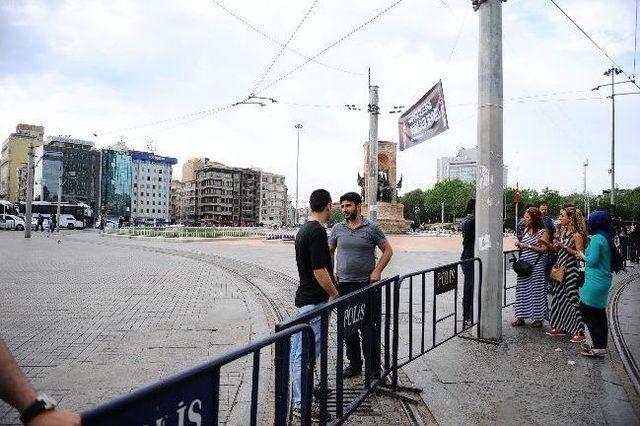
[511,318,525,327]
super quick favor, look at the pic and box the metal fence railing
[104,226,295,239]
[502,249,520,308]
[396,258,483,369]
[275,276,399,425]
[81,324,316,426]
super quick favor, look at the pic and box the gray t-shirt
[329,218,387,282]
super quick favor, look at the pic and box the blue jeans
[290,303,324,408]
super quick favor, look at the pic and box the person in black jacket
[461,198,475,328]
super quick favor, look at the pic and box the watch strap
[20,393,56,425]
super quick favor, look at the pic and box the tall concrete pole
[609,70,616,206]
[24,144,34,238]
[367,85,379,222]
[476,0,504,341]
[57,164,62,232]
[295,123,303,226]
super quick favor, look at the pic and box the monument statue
[359,141,411,233]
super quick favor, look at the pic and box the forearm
[374,249,393,275]
[0,339,36,413]
[313,269,339,298]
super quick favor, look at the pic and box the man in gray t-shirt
[329,192,393,377]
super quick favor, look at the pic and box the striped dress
[515,229,549,321]
[549,231,585,334]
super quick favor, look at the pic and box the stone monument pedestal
[363,202,411,233]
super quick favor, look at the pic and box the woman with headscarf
[577,210,623,358]
[512,207,550,328]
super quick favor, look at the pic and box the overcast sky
[1,0,638,206]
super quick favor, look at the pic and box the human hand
[514,241,523,249]
[369,270,381,283]
[576,251,585,260]
[328,291,339,302]
[28,410,81,426]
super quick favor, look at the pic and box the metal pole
[583,159,588,214]
[610,71,616,206]
[295,123,302,226]
[367,85,379,222]
[515,202,518,233]
[441,201,444,224]
[24,144,34,238]
[57,161,62,232]
[476,0,504,341]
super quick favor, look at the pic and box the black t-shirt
[461,214,475,260]
[295,220,333,307]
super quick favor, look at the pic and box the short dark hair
[339,192,362,205]
[466,198,475,214]
[309,189,332,212]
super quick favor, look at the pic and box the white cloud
[1,0,638,206]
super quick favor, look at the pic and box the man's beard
[344,211,358,221]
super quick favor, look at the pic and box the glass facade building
[33,137,100,222]
[100,149,132,219]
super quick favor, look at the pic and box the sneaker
[569,334,586,344]
[343,363,362,378]
[462,319,473,329]
[581,342,592,351]
[545,328,567,336]
[581,348,607,358]
[292,405,331,423]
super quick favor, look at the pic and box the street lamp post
[294,123,303,226]
[583,159,589,216]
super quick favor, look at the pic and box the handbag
[512,251,543,277]
[577,260,585,287]
[549,265,566,283]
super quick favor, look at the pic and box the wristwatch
[20,393,57,425]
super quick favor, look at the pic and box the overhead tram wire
[548,0,640,91]
[208,0,362,76]
[255,0,405,95]
[248,0,320,96]
[634,0,638,77]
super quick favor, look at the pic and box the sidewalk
[609,267,640,417]
[401,296,639,425]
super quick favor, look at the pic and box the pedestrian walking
[577,211,623,357]
[512,207,550,328]
[35,214,44,232]
[460,198,475,328]
[50,214,57,233]
[1,338,80,425]
[328,192,393,378]
[290,189,339,421]
[543,206,586,343]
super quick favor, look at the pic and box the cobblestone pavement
[0,231,272,425]
[1,231,427,425]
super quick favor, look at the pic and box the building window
[159,177,162,182]
[133,208,136,212]
[140,191,144,196]
[152,185,155,189]
[147,176,150,181]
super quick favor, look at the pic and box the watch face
[39,393,57,410]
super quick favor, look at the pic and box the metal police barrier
[81,324,316,426]
[396,258,482,370]
[503,249,520,307]
[275,276,400,425]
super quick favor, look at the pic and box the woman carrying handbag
[542,206,586,343]
[512,207,550,328]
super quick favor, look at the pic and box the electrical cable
[255,0,405,95]
[548,0,640,91]
[209,0,363,76]
[634,0,638,77]
[249,0,320,95]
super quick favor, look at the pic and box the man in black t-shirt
[461,198,475,328]
[291,189,339,420]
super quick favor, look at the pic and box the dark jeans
[338,281,369,367]
[35,223,44,232]
[461,260,474,322]
[580,302,608,349]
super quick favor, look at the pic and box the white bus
[0,200,19,216]
[18,201,92,228]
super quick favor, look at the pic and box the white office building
[130,151,177,221]
[259,172,289,226]
[437,147,508,187]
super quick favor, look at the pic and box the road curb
[608,268,640,417]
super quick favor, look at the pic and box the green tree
[616,188,640,222]
[399,189,427,227]
[422,179,475,223]
[328,207,343,227]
